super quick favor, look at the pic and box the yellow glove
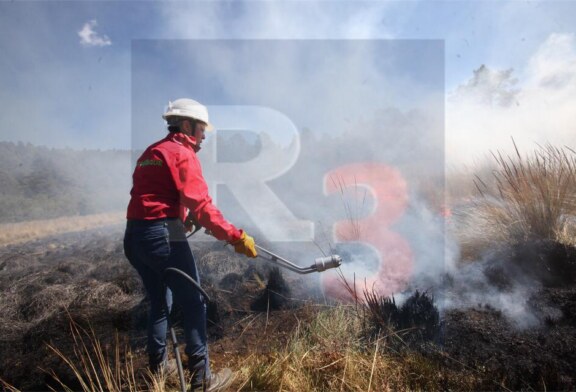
[233,231,257,258]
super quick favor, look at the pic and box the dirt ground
[1,223,576,391]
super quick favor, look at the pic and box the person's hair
[166,116,196,133]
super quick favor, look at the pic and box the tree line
[0,142,131,223]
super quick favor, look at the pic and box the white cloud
[525,33,576,89]
[78,20,111,47]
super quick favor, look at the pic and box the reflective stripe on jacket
[126,132,242,243]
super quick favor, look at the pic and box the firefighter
[124,98,257,391]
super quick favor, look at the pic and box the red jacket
[126,132,242,243]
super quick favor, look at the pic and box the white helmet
[162,98,214,131]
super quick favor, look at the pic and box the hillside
[0,142,131,223]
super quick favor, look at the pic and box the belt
[126,217,179,229]
[126,218,187,241]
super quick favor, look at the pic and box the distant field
[0,212,124,247]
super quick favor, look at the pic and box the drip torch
[254,244,342,274]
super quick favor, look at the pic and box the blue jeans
[123,218,210,384]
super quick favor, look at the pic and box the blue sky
[1,1,576,164]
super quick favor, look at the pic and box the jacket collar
[168,132,200,152]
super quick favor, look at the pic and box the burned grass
[0,223,322,390]
[250,267,292,311]
[364,290,440,349]
[443,304,576,391]
[0,228,143,390]
[2,220,576,391]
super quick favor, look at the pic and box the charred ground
[1,226,576,391]
[0,226,317,391]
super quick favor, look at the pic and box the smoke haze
[447,33,576,168]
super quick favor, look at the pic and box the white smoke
[447,33,576,168]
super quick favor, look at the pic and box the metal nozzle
[255,245,342,274]
[314,255,342,272]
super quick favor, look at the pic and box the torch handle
[254,245,341,274]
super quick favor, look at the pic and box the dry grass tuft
[452,143,576,263]
[44,319,171,392]
[329,174,369,242]
[474,142,576,244]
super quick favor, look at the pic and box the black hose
[163,267,211,303]
[161,283,187,392]
[162,267,211,392]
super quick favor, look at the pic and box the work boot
[149,351,168,374]
[190,368,234,392]
[157,358,178,377]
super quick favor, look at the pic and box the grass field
[2,145,576,391]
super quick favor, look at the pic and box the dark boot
[190,368,234,392]
[189,356,207,390]
[149,351,167,374]
[205,368,234,391]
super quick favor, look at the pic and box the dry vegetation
[0,212,124,247]
[451,143,576,264]
[476,143,576,243]
[230,304,466,392]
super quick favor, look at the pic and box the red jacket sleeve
[168,149,242,243]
